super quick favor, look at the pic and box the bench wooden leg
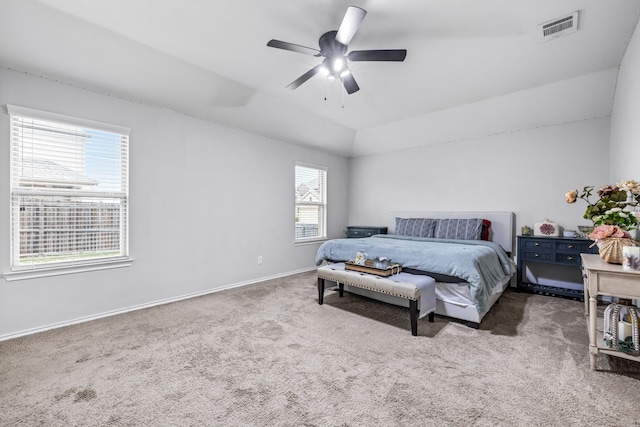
[317,277,324,305]
[428,311,435,323]
[409,300,418,336]
[338,283,344,297]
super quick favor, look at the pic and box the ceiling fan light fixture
[267,6,407,96]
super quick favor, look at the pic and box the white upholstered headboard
[388,211,515,254]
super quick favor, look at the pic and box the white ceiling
[1,0,639,157]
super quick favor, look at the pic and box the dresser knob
[567,256,575,261]
[568,244,575,249]
[534,253,540,258]
[534,242,540,247]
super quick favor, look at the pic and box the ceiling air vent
[538,11,578,41]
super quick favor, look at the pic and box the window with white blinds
[7,105,130,271]
[295,163,327,241]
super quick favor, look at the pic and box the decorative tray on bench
[345,260,402,277]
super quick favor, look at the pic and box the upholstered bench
[317,263,436,336]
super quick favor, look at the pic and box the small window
[7,105,130,272]
[295,163,327,241]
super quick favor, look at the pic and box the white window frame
[295,162,327,243]
[3,105,132,281]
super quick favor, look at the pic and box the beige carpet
[1,271,639,426]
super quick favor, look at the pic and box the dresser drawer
[520,250,553,262]
[555,240,593,253]
[554,252,582,265]
[522,239,553,251]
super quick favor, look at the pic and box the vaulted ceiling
[1,1,639,157]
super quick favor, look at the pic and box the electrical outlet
[258,256,263,264]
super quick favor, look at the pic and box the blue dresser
[516,235,598,299]
[345,226,387,238]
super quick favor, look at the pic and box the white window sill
[2,258,133,282]
[294,238,328,246]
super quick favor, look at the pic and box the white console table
[581,253,640,370]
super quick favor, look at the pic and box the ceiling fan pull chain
[324,77,327,101]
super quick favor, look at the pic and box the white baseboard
[0,267,317,342]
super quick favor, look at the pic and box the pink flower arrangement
[588,225,631,240]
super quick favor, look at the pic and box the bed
[315,211,516,328]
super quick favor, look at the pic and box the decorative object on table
[354,250,368,266]
[345,260,402,276]
[587,225,637,264]
[533,219,560,236]
[576,225,594,239]
[565,179,640,229]
[622,246,640,270]
[372,256,392,269]
[521,225,532,236]
[562,230,576,238]
[566,180,640,263]
[603,300,640,355]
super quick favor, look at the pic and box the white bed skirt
[339,274,512,325]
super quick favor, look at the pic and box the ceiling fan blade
[267,39,320,56]
[342,73,360,94]
[348,49,407,62]
[335,6,367,46]
[286,65,323,90]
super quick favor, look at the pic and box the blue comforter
[315,234,515,315]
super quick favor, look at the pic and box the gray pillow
[395,218,437,237]
[433,218,484,240]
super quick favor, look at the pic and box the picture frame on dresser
[516,234,598,299]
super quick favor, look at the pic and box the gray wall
[611,18,640,179]
[347,69,616,235]
[0,68,349,339]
